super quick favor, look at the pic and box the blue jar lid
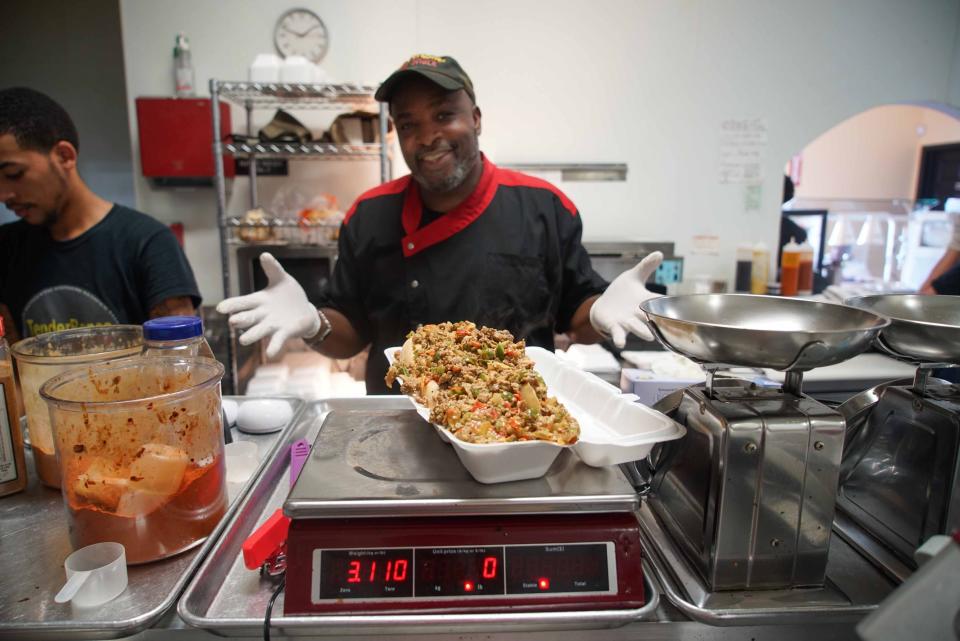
[143,316,203,341]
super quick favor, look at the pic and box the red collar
[400,155,498,258]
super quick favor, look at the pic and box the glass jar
[41,356,227,564]
[11,325,143,488]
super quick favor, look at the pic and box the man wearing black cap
[219,54,662,393]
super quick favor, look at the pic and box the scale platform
[282,404,646,615]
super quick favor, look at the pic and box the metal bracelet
[304,309,332,349]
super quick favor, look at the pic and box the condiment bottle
[750,242,769,294]
[797,238,815,296]
[142,316,215,359]
[780,237,801,297]
[735,244,753,292]
[0,317,28,497]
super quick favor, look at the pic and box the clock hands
[282,23,322,38]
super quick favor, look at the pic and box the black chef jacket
[321,155,608,394]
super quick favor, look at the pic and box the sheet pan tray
[178,397,661,636]
[0,396,303,641]
[640,294,888,371]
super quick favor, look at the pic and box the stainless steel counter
[0,397,301,641]
[0,397,874,641]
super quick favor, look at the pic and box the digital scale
[281,406,646,615]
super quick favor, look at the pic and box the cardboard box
[620,368,701,406]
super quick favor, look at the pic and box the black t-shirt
[320,156,608,394]
[933,260,960,295]
[0,204,201,337]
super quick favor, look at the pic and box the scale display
[311,543,614,602]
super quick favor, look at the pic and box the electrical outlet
[655,258,683,285]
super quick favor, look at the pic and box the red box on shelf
[135,97,234,181]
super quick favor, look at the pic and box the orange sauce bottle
[780,238,801,297]
[0,317,28,497]
[797,238,814,295]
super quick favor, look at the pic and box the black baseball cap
[375,54,475,104]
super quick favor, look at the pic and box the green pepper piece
[496,343,505,360]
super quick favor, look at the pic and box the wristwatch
[304,308,332,349]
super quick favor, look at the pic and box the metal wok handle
[639,309,673,352]
[625,388,684,497]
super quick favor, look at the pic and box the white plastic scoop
[55,542,127,607]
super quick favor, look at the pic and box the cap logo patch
[402,54,446,69]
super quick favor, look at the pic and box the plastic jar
[41,356,227,564]
[0,317,28,497]
[12,325,143,488]
[142,316,215,359]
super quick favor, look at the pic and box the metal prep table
[2,397,890,640]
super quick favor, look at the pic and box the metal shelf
[224,141,383,158]
[216,81,378,108]
[210,77,391,393]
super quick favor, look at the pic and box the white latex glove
[589,251,664,348]
[216,253,321,358]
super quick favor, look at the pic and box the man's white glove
[216,253,320,358]
[589,251,664,348]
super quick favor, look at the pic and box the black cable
[263,575,286,641]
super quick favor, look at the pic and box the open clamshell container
[385,346,685,483]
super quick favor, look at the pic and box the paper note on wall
[718,118,767,184]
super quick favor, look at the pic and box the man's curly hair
[0,87,79,153]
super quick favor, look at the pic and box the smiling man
[0,87,200,343]
[219,54,662,393]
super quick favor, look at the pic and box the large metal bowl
[845,294,960,363]
[640,294,889,371]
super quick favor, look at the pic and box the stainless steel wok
[640,294,889,371]
[845,294,960,364]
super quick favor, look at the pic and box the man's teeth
[421,150,449,162]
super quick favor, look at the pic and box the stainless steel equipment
[838,295,960,577]
[636,295,888,591]
[181,398,661,635]
[641,294,889,374]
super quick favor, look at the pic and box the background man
[219,55,660,393]
[0,87,201,343]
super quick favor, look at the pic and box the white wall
[796,105,960,200]
[1,1,134,220]
[119,0,960,301]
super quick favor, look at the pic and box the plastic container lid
[143,316,203,341]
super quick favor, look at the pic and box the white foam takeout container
[384,346,686,484]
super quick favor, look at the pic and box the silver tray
[0,396,303,641]
[178,396,662,636]
[845,294,960,363]
[636,503,898,626]
[641,294,888,371]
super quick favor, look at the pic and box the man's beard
[412,143,480,194]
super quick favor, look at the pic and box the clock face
[274,8,329,63]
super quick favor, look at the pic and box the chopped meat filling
[386,321,579,445]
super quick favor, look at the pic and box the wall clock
[274,8,329,63]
